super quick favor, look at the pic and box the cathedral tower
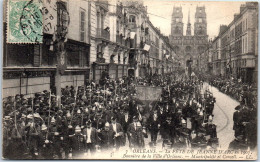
[186,9,191,36]
[171,6,183,36]
[194,6,207,36]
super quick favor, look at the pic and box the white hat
[41,124,47,131]
[75,125,81,132]
[27,114,33,119]
[85,108,89,113]
[181,119,186,124]
[66,111,71,118]
[199,111,203,116]
[51,117,55,123]
[77,109,81,114]
[209,115,213,121]
[105,122,110,127]
[197,108,201,113]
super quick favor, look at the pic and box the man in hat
[83,120,99,154]
[162,114,176,148]
[233,105,242,137]
[120,109,131,147]
[110,117,124,150]
[148,109,160,146]
[127,116,144,148]
[25,114,41,159]
[71,125,85,158]
[39,124,53,159]
[92,111,105,132]
[99,122,115,151]
[204,115,217,139]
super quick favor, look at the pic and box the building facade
[3,0,177,98]
[170,6,209,71]
[210,2,258,83]
[3,0,91,98]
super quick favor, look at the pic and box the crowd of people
[2,72,255,159]
[208,77,257,151]
[209,77,257,108]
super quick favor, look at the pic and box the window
[199,18,202,23]
[97,12,100,29]
[97,44,104,58]
[199,9,202,13]
[101,13,104,29]
[176,18,179,22]
[242,38,244,53]
[177,9,179,13]
[245,35,247,53]
[5,44,34,66]
[129,15,136,23]
[246,19,247,29]
[80,10,85,42]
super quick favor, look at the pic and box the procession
[2,71,256,159]
[2,0,258,160]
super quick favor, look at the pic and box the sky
[143,0,245,39]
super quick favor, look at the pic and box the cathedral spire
[188,9,190,24]
[186,9,191,36]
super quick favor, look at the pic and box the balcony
[128,22,137,29]
[96,28,110,41]
[96,57,105,63]
[96,0,108,12]
[116,35,130,48]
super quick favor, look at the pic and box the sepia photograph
[2,0,258,160]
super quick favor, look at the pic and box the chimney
[219,25,228,35]
[240,4,246,13]
[234,14,239,20]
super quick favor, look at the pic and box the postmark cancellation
[7,0,43,43]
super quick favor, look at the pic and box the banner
[143,44,151,51]
[135,86,162,101]
[130,32,136,39]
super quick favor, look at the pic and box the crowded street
[2,0,258,160]
[2,73,257,159]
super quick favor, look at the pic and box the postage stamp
[7,0,43,43]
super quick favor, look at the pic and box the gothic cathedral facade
[170,6,209,69]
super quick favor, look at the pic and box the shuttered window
[80,10,86,42]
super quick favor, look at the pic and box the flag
[143,44,150,51]
[130,32,136,39]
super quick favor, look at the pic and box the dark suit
[99,129,115,150]
[233,110,242,137]
[148,113,160,143]
[118,113,131,146]
[127,122,144,148]
[110,123,124,149]
[71,134,85,158]
[92,118,105,131]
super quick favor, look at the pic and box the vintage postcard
[2,0,258,160]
